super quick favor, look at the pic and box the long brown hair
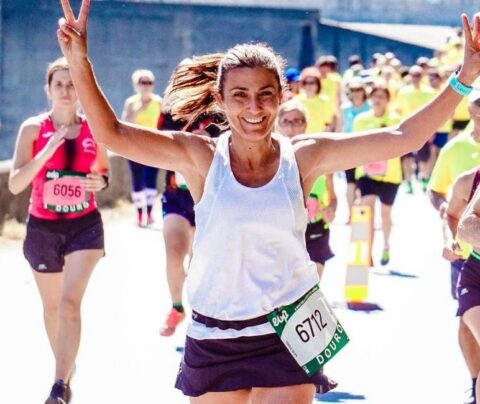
[165,43,286,129]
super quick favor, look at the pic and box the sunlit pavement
[0,176,470,403]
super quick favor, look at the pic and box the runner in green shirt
[428,89,480,404]
[277,100,337,280]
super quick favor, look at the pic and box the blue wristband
[449,73,473,96]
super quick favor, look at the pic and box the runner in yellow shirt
[395,65,436,193]
[353,86,402,266]
[122,69,163,226]
[427,69,454,182]
[295,67,336,133]
[316,56,342,112]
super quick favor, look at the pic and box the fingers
[57,28,69,44]
[56,124,69,136]
[462,14,473,48]
[474,13,480,51]
[78,0,91,28]
[83,174,105,191]
[52,127,68,148]
[58,18,81,36]
[60,0,76,24]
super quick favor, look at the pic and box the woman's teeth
[244,117,264,124]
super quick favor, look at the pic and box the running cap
[315,56,329,66]
[385,52,395,60]
[300,66,321,81]
[132,69,155,84]
[409,65,423,76]
[416,56,430,67]
[285,67,300,83]
[348,55,362,66]
[347,77,365,89]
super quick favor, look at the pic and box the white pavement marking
[0,178,471,403]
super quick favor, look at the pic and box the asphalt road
[0,177,471,403]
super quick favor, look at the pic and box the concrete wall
[316,24,434,70]
[146,0,478,25]
[0,0,439,164]
[317,0,477,25]
[0,0,319,160]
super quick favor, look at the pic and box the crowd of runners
[6,0,480,402]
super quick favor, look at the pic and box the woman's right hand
[442,240,463,262]
[57,0,90,62]
[39,126,68,161]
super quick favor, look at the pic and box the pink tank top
[29,114,98,220]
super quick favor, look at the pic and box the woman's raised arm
[295,14,480,185]
[56,0,210,173]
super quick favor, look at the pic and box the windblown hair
[164,43,286,130]
[46,57,69,86]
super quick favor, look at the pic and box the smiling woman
[55,0,480,402]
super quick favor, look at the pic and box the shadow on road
[330,301,384,313]
[346,302,383,312]
[316,391,366,402]
[372,269,418,279]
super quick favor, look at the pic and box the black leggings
[128,160,158,192]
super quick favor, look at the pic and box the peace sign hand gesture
[57,0,90,62]
[459,13,480,85]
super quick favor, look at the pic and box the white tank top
[186,132,319,339]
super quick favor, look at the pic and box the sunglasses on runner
[279,118,306,127]
[139,80,154,85]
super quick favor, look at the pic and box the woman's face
[277,109,307,138]
[301,76,319,97]
[370,90,389,112]
[135,76,154,96]
[47,69,78,108]
[349,87,366,104]
[428,74,441,89]
[218,67,281,142]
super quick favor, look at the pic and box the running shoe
[136,211,145,227]
[404,181,414,194]
[420,177,429,193]
[146,214,155,226]
[464,386,475,404]
[380,249,390,266]
[45,380,71,404]
[160,308,186,337]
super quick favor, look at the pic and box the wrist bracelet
[449,73,473,96]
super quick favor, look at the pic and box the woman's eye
[233,92,247,98]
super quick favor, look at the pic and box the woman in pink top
[9,57,109,403]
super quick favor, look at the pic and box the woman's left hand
[83,172,107,192]
[458,13,480,85]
